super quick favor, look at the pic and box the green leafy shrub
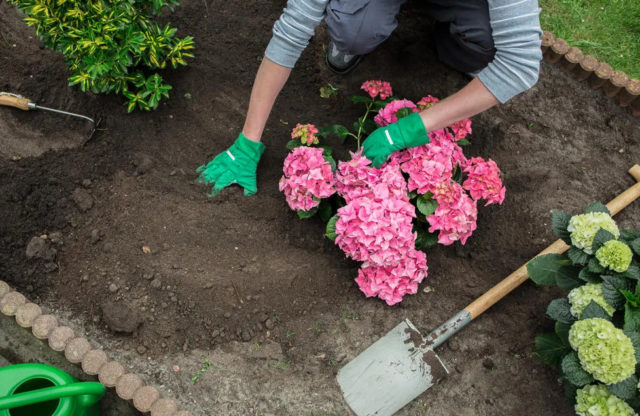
[529,202,640,414]
[8,0,194,112]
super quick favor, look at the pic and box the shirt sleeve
[264,0,329,68]
[477,0,543,103]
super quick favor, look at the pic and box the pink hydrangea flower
[427,181,478,245]
[374,99,418,127]
[355,249,428,305]
[279,147,335,211]
[335,197,416,266]
[335,153,408,203]
[417,95,439,110]
[463,157,506,205]
[361,80,393,100]
[291,123,319,145]
[449,119,472,141]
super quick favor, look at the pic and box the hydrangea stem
[355,101,374,151]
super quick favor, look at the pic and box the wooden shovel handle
[465,164,640,320]
[0,94,31,111]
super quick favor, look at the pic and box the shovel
[337,164,640,416]
[0,92,102,143]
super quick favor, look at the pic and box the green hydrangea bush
[8,0,194,112]
[529,202,640,414]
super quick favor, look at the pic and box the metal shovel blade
[337,319,449,416]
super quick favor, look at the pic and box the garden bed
[0,0,639,414]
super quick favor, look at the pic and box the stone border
[0,280,192,416]
[541,31,640,117]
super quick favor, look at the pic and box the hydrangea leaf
[621,290,640,308]
[624,303,640,333]
[556,321,572,347]
[602,275,632,310]
[325,214,338,241]
[286,140,303,150]
[349,95,372,104]
[547,298,576,324]
[534,332,570,368]
[623,265,640,280]
[318,199,333,222]
[568,246,590,265]
[592,228,617,253]
[580,300,613,321]
[561,352,594,387]
[457,138,471,146]
[621,229,640,242]
[415,229,438,250]
[585,202,610,215]
[631,238,640,255]
[416,195,437,217]
[564,382,578,404]
[297,205,319,219]
[527,254,580,287]
[578,268,601,284]
[622,330,640,363]
[551,210,573,244]
[588,257,606,274]
[608,375,639,401]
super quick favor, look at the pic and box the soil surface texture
[1,1,639,415]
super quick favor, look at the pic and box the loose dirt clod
[25,236,56,261]
[72,188,94,211]
[101,301,143,334]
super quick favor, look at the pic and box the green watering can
[0,363,104,416]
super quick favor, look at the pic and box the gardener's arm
[197,0,328,195]
[421,0,543,131]
[242,58,292,142]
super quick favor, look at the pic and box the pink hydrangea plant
[361,80,393,100]
[291,123,319,146]
[355,249,428,306]
[374,99,418,127]
[335,153,408,203]
[417,95,439,109]
[427,181,478,245]
[462,157,506,205]
[450,119,472,141]
[335,196,416,266]
[279,147,335,211]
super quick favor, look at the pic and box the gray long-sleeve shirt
[265,0,542,103]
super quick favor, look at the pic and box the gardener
[197,0,542,195]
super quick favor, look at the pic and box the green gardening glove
[362,112,429,168]
[196,133,266,196]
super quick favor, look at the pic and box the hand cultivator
[0,92,102,143]
[338,165,640,416]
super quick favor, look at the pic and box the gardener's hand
[362,113,429,168]
[196,133,266,196]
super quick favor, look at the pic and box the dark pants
[325,0,496,73]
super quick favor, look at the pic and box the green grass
[540,0,640,78]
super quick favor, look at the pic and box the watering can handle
[0,92,31,111]
[0,382,105,411]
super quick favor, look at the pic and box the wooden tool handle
[0,94,31,111]
[465,164,640,320]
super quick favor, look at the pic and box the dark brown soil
[1,0,638,415]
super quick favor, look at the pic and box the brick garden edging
[0,280,192,416]
[541,31,640,117]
